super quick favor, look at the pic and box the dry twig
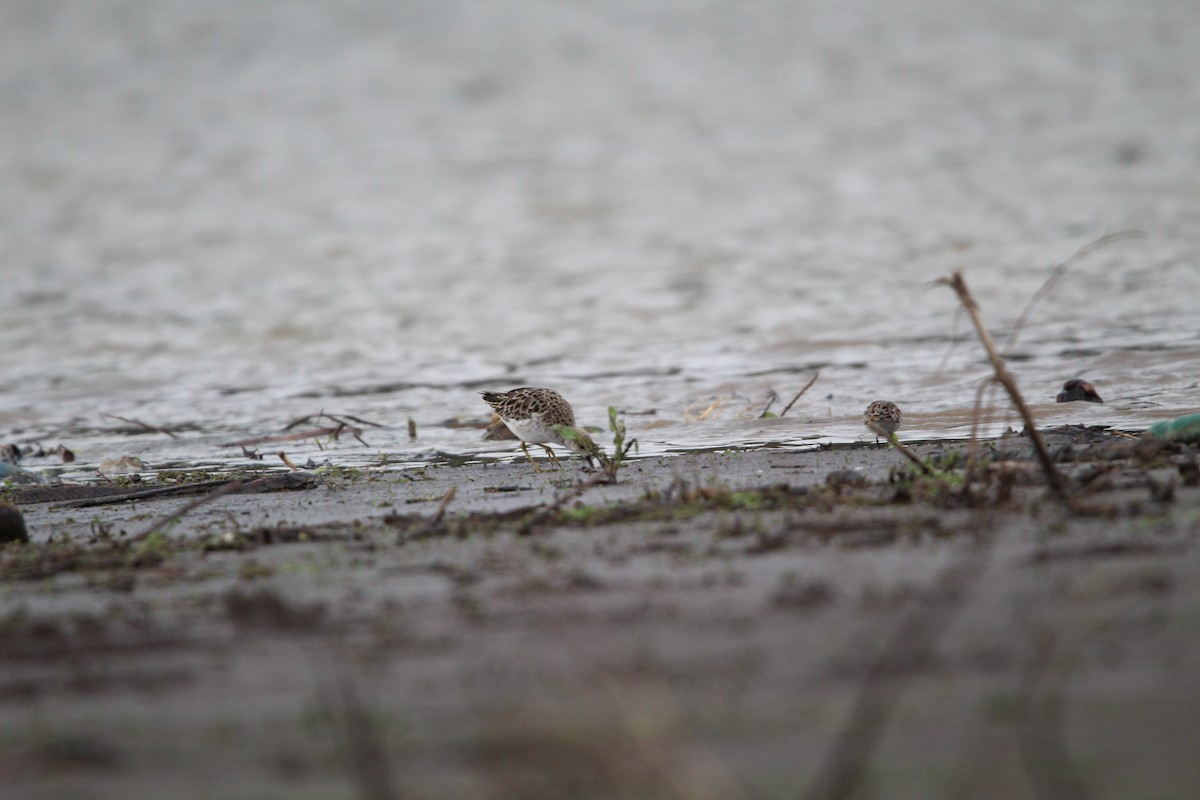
[60,473,314,509]
[101,413,179,439]
[130,480,246,541]
[865,422,933,476]
[780,372,820,418]
[221,425,364,448]
[1003,230,1146,355]
[431,485,457,526]
[283,411,385,430]
[937,272,1066,499]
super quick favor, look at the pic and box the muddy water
[2,0,1198,479]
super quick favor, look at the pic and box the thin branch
[130,480,246,541]
[284,411,385,431]
[780,372,821,418]
[431,485,457,526]
[934,304,970,373]
[220,425,363,448]
[759,390,778,418]
[1003,231,1146,355]
[61,473,314,510]
[328,412,386,428]
[101,413,179,439]
[963,377,998,488]
[866,422,932,476]
[61,479,232,508]
[937,273,1066,499]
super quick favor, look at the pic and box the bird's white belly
[503,417,555,444]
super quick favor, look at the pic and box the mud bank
[3,430,1199,799]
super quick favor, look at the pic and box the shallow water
[3,0,1198,480]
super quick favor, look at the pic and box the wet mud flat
[3,429,1199,800]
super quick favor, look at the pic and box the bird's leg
[520,442,543,472]
[539,445,563,468]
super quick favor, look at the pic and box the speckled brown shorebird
[481,387,599,471]
[863,400,902,446]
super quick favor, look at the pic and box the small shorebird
[1056,379,1103,403]
[863,400,902,446]
[481,387,599,471]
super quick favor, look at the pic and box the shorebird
[1056,379,1103,403]
[481,387,600,471]
[863,400,902,447]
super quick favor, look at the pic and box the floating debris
[1145,412,1200,444]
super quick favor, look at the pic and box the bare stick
[284,411,385,431]
[780,372,821,418]
[220,426,361,448]
[60,473,312,509]
[283,410,326,430]
[431,485,457,525]
[1003,231,1145,354]
[327,412,386,428]
[934,305,970,373]
[963,377,998,488]
[62,479,232,508]
[101,413,179,439]
[759,390,778,418]
[130,480,246,541]
[866,422,933,476]
[938,273,1066,498]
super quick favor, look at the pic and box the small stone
[0,500,29,544]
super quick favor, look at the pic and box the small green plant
[315,464,366,487]
[130,531,168,568]
[729,491,764,510]
[598,406,637,482]
[554,406,636,483]
[238,560,274,580]
[559,505,597,523]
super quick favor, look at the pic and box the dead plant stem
[780,372,820,418]
[941,272,1066,499]
[131,480,246,541]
